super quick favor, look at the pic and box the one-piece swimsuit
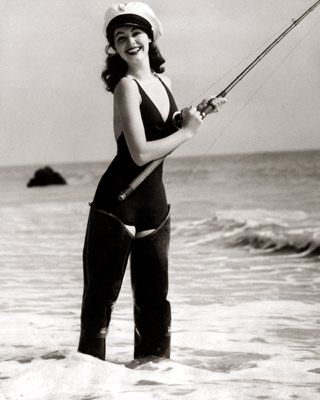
[92,76,178,231]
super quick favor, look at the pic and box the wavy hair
[101,42,166,93]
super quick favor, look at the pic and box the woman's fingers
[183,106,202,119]
[181,106,203,133]
[207,96,228,113]
[196,96,227,115]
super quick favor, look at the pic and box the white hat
[104,2,163,45]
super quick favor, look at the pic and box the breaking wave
[173,209,320,258]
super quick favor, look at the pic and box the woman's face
[113,26,151,64]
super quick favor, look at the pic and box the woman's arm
[114,77,202,166]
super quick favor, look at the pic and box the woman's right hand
[181,106,203,136]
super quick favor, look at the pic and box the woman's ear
[106,45,117,55]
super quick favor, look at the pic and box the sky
[1,0,320,166]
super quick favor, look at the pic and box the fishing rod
[118,0,320,202]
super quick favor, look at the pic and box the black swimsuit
[92,76,178,231]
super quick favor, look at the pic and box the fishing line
[187,0,320,106]
[187,22,301,106]
[169,16,320,204]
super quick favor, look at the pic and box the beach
[1,151,320,399]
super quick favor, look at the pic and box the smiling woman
[77,1,225,364]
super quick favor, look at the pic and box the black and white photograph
[1,1,320,399]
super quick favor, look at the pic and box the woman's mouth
[126,46,141,55]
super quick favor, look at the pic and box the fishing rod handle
[118,185,134,201]
[172,93,227,129]
[118,157,165,201]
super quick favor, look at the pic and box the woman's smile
[126,45,142,55]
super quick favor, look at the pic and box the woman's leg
[135,228,155,238]
[130,208,171,359]
[78,205,134,360]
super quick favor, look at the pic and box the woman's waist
[100,157,163,191]
[94,164,167,216]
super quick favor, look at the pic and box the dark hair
[101,42,166,93]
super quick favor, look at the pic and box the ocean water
[0,150,320,399]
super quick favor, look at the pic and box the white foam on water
[1,298,320,399]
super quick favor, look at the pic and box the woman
[78,2,226,362]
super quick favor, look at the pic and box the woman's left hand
[196,96,228,117]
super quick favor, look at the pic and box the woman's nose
[127,36,136,45]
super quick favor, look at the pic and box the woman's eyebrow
[115,31,126,38]
[115,27,141,38]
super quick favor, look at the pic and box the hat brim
[106,14,153,45]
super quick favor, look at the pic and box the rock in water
[27,166,67,187]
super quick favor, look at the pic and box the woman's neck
[126,60,154,82]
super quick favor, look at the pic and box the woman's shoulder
[114,77,140,98]
[115,77,137,91]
